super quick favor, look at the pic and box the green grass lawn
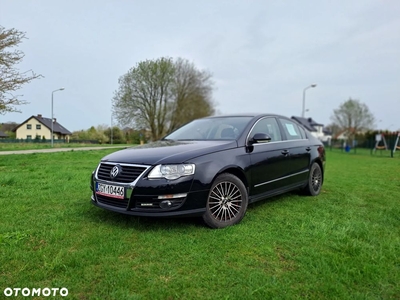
[0,150,399,299]
[327,146,399,158]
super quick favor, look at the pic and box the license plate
[96,182,125,199]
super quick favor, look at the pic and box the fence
[326,134,400,158]
[0,138,100,144]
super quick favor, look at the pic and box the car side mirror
[249,133,272,144]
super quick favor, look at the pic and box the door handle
[306,147,311,152]
[281,150,289,155]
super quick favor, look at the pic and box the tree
[104,126,126,144]
[0,26,42,114]
[112,57,215,140]
[167,58,214,132]
[324,123,342,137]
[0,122,17,138]
[0,121,18,132]
[330,98,375,141]
[121,127,147,144]
[70,125,109,143]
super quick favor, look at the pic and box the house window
[36,124,41,130]
[27,124,32,130]
[26,135,32,140]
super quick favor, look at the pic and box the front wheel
[303,162,323,196]
[202,173,248,229]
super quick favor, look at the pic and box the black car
[90,114,325,228]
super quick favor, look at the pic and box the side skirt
[248,182,306,204]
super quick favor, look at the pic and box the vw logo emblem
[110,165,121,179]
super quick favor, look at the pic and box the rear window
[279,119,303,140]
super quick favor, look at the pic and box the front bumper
[91,193,207,217]
[90,170,208,217]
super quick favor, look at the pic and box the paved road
[0,145,128,155]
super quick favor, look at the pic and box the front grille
[96,194,129,209]
[97,163,147,183]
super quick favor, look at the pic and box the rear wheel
[202,173,248,229]
[303,162,322,196]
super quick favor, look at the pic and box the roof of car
[204,113,288,119]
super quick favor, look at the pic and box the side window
[279,119,303,140]
[298,126,307,139]
[26,124,32,130]
[249,118,282,142]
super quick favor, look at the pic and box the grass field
[327,146,399,158]
[0,149,399,299]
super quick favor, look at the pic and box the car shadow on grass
[84,191,304,230]
[85,207,206,231]
[247,190,305,211]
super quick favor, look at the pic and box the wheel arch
[214,166,249,194]
[312,158,324,184]
[203,168,249,228]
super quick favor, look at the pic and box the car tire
[303,162,322,196]
[202,173,248,229]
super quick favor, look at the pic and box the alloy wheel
[311,165,322,192]
[208,181,243,222]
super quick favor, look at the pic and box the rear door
[277,118,311,185]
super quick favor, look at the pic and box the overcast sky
[1,0,399,131]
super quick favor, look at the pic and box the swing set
[373,133,388,153]
[373,132,400,156]
[394,132,400,154]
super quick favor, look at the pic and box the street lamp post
[110,114,113,145]
[302,84,317,118]
[51,87,65,147]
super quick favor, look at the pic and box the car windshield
[164,117,253,140]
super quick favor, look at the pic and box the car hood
[101,140,238,165]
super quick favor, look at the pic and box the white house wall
[16,117,53,140]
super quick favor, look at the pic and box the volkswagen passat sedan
[91,114,325,228]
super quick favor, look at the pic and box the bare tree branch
[0,26,43,114]
[112,57,215,141]
[330,98,375,141]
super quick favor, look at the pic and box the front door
[247,117,292,196]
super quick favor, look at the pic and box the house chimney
[37,114,42,118]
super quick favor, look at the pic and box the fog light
[160,200,172,209]
[157,193,187,200]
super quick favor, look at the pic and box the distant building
[0,130,8,138]
[333,128,361,140]
[13,114,72,141]
[1,122,18,132]
[291,116,332,142]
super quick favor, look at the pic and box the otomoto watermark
[3,287,68,297]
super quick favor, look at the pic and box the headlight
[148,164,195,180]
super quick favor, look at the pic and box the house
[291,116,332,142]
[0,130,8,138]
[13,114,72,141]
[333,128,360,140]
